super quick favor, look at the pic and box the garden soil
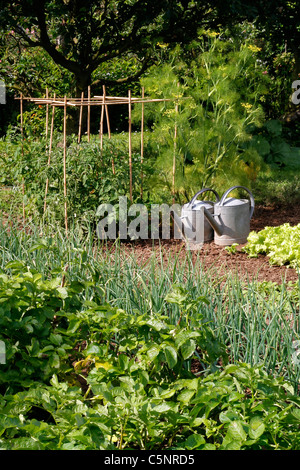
[116,204,300,284]
[3,202,300,284]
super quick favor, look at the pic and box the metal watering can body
[203,186,255,246]
[180,188,220,243]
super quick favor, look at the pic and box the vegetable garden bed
[1,202,300,450]
[98,203,300,285]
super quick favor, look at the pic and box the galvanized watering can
[180,188,220,243]
[203,185,255,246]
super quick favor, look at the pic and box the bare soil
[115,204,300,284]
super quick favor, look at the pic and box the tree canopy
[0,0,298,127]
[4,0,292,94]
[0,0,225,95]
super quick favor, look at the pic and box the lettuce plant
[243,223,300,268]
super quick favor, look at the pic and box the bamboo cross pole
[128,89,133,203]
[78,91,84,144]
[140,86,145,200]
[63,95,68,236]
[44,93,56,214]
[18,95,176,106]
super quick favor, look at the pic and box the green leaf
[49,354,60,369]
[28,243,47,253]
[147,345,161,361]
[56,287,68,299]
[184,434,206,449]
[10,437,44,450]
[175,329,200,349]
[165,285,188,306]
[49,333,63,346]
[5,260,26,271]
[87,423,104,447]
[85,344,101,355]
[159,388,176,399]
[227,420,247,442]
[67,319,82,334]
[180,339,196,360]
[248,416,265,440]
[118,354,130,371]
[250,135,270,156]
[291,408,300,421]
[222,440,242,450]
[265,119,282,136]
[164,345,177,368]
[177,389,195,403]
[219,411,240,423]
[153,403,172,413]
[145,318,166,331]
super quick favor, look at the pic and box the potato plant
[0,266,300,450]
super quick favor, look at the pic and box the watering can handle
[189,188,220,207]
[219,186,255,219]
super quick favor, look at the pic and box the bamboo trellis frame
[19,96,173,107]
[16,90,179,235]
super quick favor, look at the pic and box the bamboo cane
[99,90,105,158]
[128,89,133,203]
[20,93,25,223]
[44,93,56,214]
[173,93,179,205]
[63,95,68,236]
[45,88,49,138]
[103,86,111,139]
[87,86,91,142]
[103,85,115,174]
[78,91,84,144]
[140,86,145,200]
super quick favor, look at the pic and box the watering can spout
[203,207,224,236]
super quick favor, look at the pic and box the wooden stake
[103,85,111,139]
[78,91,84,144]
[87,86,91,142]
[20,93,24,142]
[173,90,179,205]
[103,85,115,174]
[20,93,25,222]
[44,93,56,214]
[128,89,133,203]
[140,86,145,200]
[63,95,68,236]
[45,88,49,138]
[99,90,105,158]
